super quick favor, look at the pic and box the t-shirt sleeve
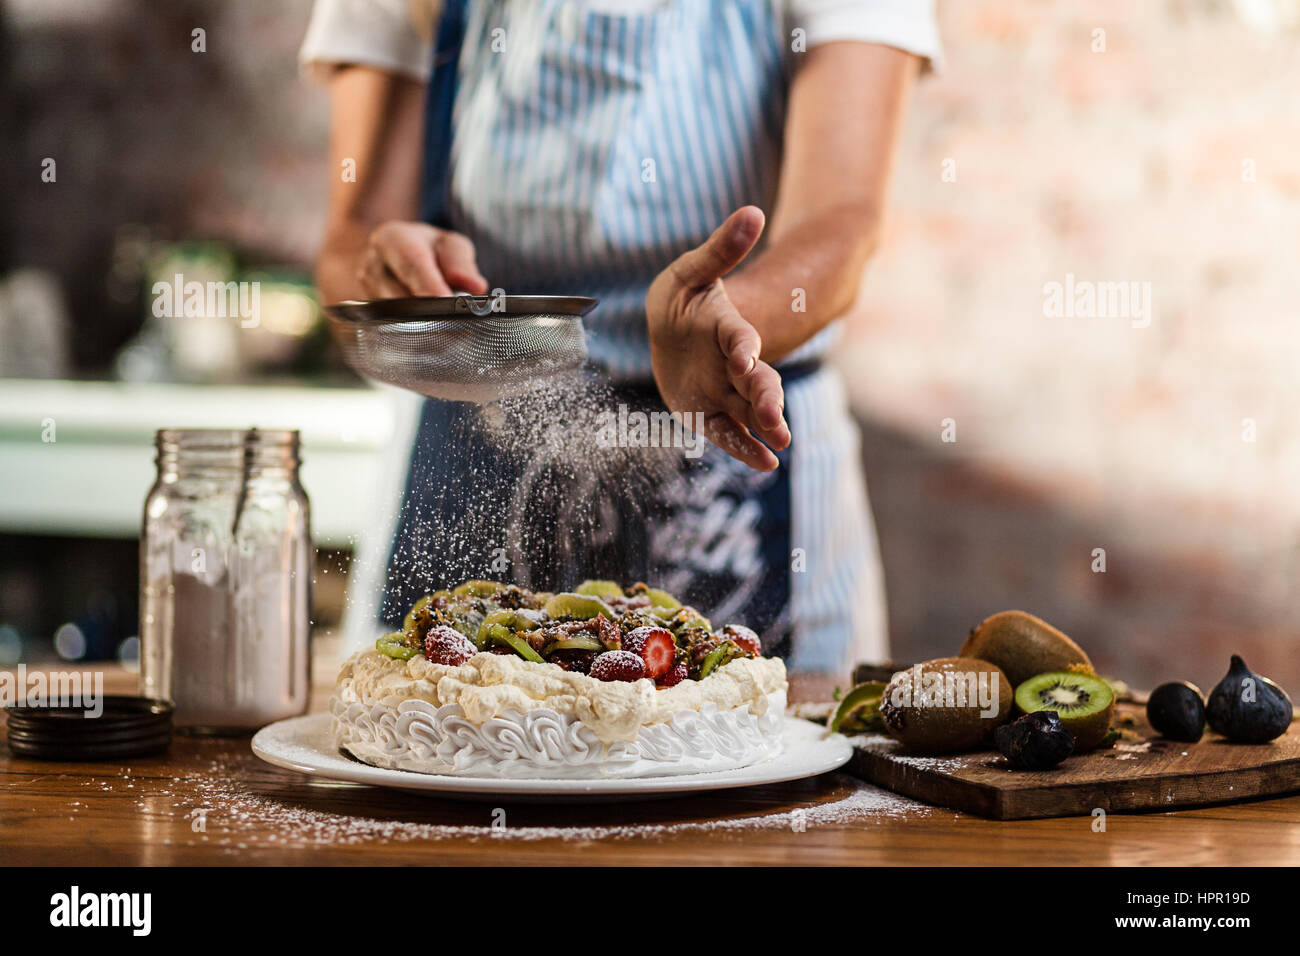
[787,0,945,72]
[299,0,441,83]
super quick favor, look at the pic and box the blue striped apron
[382,0,888,673]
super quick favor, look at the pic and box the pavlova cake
[331,579,788,779]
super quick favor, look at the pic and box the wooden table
[4,665,1300,866]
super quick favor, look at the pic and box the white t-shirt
[299,0,943,81]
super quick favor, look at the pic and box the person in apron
[303,0,941,686]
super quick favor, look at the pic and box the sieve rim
[324,294,597,324]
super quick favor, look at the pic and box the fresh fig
[1205,656,1293,744]
[994,711,1075,770]
[1146,681,1206,742]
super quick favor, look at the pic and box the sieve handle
[452,293,501,318]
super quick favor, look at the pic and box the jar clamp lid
[5,696,173,760]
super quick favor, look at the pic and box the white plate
[251,713,852,801]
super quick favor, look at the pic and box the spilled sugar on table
[3,665,1300,865]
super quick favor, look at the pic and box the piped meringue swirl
[331,648,787,779]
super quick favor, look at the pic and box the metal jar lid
[5,696,173,761]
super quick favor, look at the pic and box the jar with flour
[140,428,311,733]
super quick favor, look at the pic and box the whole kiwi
[879,657,1012,754]
[960,610,1093,688]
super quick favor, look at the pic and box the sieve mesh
[325,296,593,403]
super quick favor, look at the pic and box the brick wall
[840,0,1300,690]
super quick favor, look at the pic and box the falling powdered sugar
[379,370,689,608]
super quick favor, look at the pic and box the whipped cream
[338,648,788,745]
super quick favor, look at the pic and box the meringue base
[330,689,787,780]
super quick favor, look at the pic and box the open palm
[646,206,791,471]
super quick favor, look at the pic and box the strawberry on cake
[331,580,788,779]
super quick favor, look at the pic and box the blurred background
[0,0,1297,693]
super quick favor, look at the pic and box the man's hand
[646,206,791,472]
[356,221,489,299]
[315,68,490,305]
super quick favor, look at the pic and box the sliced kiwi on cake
[1013,671,1115,751]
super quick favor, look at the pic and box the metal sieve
[324,294,596,403]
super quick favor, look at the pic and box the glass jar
[140,428,311,734]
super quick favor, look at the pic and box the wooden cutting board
[843,703,1300,820]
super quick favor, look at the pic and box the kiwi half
[1014,671,1115,751]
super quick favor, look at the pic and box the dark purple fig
[1205,656,1293,744]
[1146,681,1206,742]
[994,710,1075,770]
